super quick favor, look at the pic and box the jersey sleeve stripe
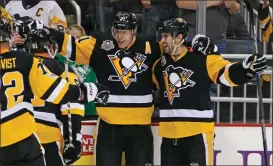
[33,111,59,124]
[61,102,85,116]
[61,109,85,117]
[44,78,69,103]
[0,102,33,120]
[41,76,62,99]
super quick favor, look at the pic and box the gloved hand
[14,16,44,36]
[191,34,218,55]
[63,134,82,165]
[79,82,110,104]
[242,53,267,73]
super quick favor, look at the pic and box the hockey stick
[243,1,269,165]
[64,58,74,147]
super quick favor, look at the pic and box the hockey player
[0,7,110,165]
[6,0,67,50]
[18,12,161,165]
[5,0,67,28]
[20,29,85,165]
[153,18,267,166]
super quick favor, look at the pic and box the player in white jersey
[6,0,67,49]
[5,0,67,28]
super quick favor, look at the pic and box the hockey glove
[242,54,267,73]
[191,34,218,55]
[15,17,44,35]
[63,134,82,165]
[79,83,110,104]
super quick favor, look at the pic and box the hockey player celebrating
[19,29,86,165]
[152,18,267,166]
[0,7,110,166]
[17,12,161,165]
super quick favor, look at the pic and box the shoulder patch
[101,40,114,51]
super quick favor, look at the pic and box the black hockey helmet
[112,12,138,30]
[157,18,189,41]
[0,6,13,42]
[23,28,59,57]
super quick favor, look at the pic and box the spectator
[65,24,86,39]
[97,0,137,33]
[141,0,177,36]
[226,14,250,38]
[176,0,240,53]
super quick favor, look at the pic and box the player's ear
[174,34,183,44]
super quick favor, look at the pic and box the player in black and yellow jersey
[19,29,85,165]
[0,7,110,166]
[18,11,161,165]
[152,18,267,166]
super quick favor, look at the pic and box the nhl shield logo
[101,40,114,51]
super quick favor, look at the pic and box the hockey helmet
[0,6,13,42]
[112,12,138,30]
[23,28,59,58]
[157,18,189,42]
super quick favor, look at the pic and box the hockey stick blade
[243,1,269,166]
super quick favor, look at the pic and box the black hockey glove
[79,83,110,104]
[14,16,44,36]
[242,53,267,73]
[191,34,218,55]
[63,135,82,165]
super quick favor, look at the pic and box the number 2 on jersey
[2,71,24,109]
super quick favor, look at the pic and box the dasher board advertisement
[74,121,272,166]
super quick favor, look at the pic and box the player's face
[160,33,175,55]
[114,29,134,49]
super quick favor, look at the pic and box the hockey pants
[0,134,45,166]
[42,141,64,166]
[96,120,154,166]
[161,132,214,166]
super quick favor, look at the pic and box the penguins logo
[163,65,196,105]
[108,50,148,89]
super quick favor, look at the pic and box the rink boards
[74,121,272,166]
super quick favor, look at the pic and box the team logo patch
[108,50,148,89]
[163,65,195,105]
[101,40,114,51]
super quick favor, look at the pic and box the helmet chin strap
[46,46,58,59]
[171,38,184,56]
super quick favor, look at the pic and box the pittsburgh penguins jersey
[50,30,161,124]
[5,0,67,27]
[32,55,84,144]
[259,5,273,43]
[0,50,81,147]
[152,49,255,138]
